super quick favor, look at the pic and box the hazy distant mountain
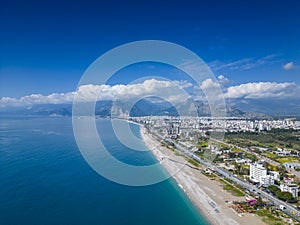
[193,100,243,117]
[0,97,279,119]
[128,98,178,116]
[231,98,300,117]
[0,104,73,116]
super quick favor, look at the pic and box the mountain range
[3,97,298,119]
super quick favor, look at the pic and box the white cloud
[2,78,299,108]
[0,92,75,107]
[173,80,193,88]
[283,62,295,70]
[210,54,280,72]
[199,76,231,93]
[0,79,191,108]
[217,75,230,84]
[200,78,220,91]
[197,79,300,100]
[192,78,225,102]
[224,81,299,99]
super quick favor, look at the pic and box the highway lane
[149,128,300,222]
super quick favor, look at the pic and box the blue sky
[1,0,299,100]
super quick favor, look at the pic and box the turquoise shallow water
[0,116,210,225]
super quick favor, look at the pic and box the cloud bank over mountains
[0,79,190,108]
[1,77,299,108]
[224,82,299,99]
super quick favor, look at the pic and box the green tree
[268,185,280,195]
[275,190,283,199]
[281,192,293,201]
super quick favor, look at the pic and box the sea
[0,116,210,225]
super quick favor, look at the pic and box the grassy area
[225,129,300,150]
[161,142,176,152]
[174,151,183,156]
[225,137,265,148]
[255,209,284,225]
[187,158,200,167]
[196,141,208,148]
[264,152,278,160]
[276,156,300,164]
[266,164,280,172]
[218,178,244,197]
[201,171,217,178]
[262,152,300,164]
[231,147,245,153]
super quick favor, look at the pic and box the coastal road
[181,141,300,221]
[149,129,300,222]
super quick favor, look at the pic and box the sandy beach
[140,126,266,225]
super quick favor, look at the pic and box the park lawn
[255,209,284,225]
[276,157,300,164]
[218,178,244,197]
[264,152,278,160]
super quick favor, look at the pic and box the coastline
[140,125,266,225]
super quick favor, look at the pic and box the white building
[280,183,299,198]
[260,175,275,186]
[269,171,280,181]
[250,162,267,183]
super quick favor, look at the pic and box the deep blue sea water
[0,116,209,225]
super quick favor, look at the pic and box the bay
[0,116,209,225]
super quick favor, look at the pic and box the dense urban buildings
[131,115,300,222]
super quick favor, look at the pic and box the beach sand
[140,126,266,225]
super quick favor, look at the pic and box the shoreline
[140,125,266,225]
